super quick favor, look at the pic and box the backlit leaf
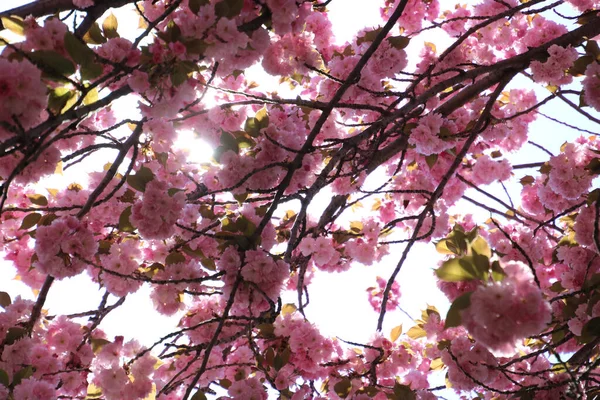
[83,22,107,44]
[333,378,352,398]
[91,338,112,354]
[118,206,135,233]
[470,236,491,258]
[127,166,155,192]
[64,31,96,66]
[4,327,26,345]
[0,369,8,387]
[281,303,297,316]
[1,16,25,36]
[390,324,402,342]
[406,325,426,339]
[0,291,11,308]
[387,35,410,49]
[12,365,33,387]
[29,50,76,78]
[27,194,48,206]
[190,391,208,400]
[215,0,244,18]
[435,257,480,282]
[165,252,186,265]
[20,213,42,230]
[102,13,119,39]
[189,0,210,14]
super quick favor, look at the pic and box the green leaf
[28,50,76,78]
[91,338,112,354]
[393,383,416,400]
[568,55,594,77]
[425,154,437,168]
[215,0,244,18]
[168,188,184,197]
[220,130,239,154]
[181,38,209,55]
[583,317,600,338]
[333,378,352,398]
[264,347,275,367]
[0,369,9,387]
[357,27,383,45]
[520,175,535,186]
[588,188,600,206]
[102,13,119,39]
[219,379,232,389]
[191,391,208,400]
[0,291,11,308]
[244,109,269,137]
[19,213,42,230]
[188,0,210,14]
[435,239,459,255]
[127,166,155,192]
[157,21,181,43]
[491,260,507,282]
[4,327,26,346]
[83,22,107,44]
[165,252,186,265]
[83,87,99,105]
[470,236,491,258]
[11,365,33,387]
[27,194,48,206]
[358,386,379,397]
[38,213,58,226]
[444,291,472,329]
[182,245,204,258]
[118,206,136,233]
[435,257,481,282]
[585,158,600,175]
[201,257,216,270]
[64,32,96,66]
[257,323,275,338]
[49,87,75,115]
[81,61,103,81]
[387,35,410,49]
[1,16,25,36]
[170,63,189,87]
[98,240,112,255]
[274,347,290,371]
[472,253,490,279]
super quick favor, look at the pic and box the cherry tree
[0,0,600,398]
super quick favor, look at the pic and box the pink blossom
[461,261,552,355]
[130,179,185,240]
[470,155,511,185]
[73,0,94,8]
[408,113,454,156]
[367,276,401,312]
[584,62,600,112]
[531,45,578,86]
[34,216,97,279]
[13,378,56,400]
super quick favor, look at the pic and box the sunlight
[174,130,214,165]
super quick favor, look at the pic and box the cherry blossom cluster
[1,0,600,398]
[34,216,98,279]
